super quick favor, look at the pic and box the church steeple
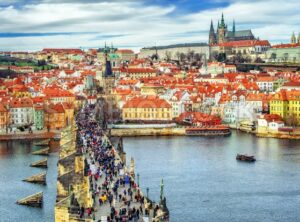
[220,13,225,28]
[291,32,296,44]
[210,20,215,33]
[209,20,216,45]
[232,19,236,35]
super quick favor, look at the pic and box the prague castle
[209,13,255,45]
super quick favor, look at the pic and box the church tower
[209,20,216,45]
[217,13,227,44]
[291,32,296,44]
[232,19,236,37]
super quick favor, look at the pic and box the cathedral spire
[210,20,215,33]
[232,19,236,34]
[209,20,216,45]
[291,32,296,44]
[220,13,225,28]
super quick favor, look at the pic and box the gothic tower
[217,13,227,44]
[209,20,216,45]
[291,32,296,44]
[232,19,236,36]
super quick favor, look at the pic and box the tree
[214,53,226,62]
[175,51,181,62]
[179,53,186,62]
[194,53,203,62]
[151,54,159,61]
[254,57,264,63]
[187,50,195,62]
[286,114,298,127]
[270,53,277,62]
[165,51,172,62]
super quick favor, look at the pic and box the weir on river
[55,103,169,222]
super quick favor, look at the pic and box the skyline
[0,0,300,51]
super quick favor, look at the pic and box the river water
[0,141,58,222]
[1,132,300,222]
[123,131,300,222]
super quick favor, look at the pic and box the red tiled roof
[217,40,270,47]
[272,43,300,49]
[43,88,74,98]
[283,82,300,87]
[116,49,134,54]
[123,96,171,109]
[42,48,84,54]
[10,98,33,108]
[126,68,156,73]
[0,103,7,112]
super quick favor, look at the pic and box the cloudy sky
[0,0,299,51]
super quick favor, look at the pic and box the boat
[236,154,256,162]
[185,125,231,136]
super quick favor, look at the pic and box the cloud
[0,0,299,51]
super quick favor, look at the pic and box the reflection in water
[0,141,58,222]
[123,131,300,222]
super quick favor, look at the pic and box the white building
[9,98,34,127]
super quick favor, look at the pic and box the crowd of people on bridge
[76,104,149,222]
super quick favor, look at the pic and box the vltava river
[124,131,300,222]
[1,131,300,222]
[0,141,58,222]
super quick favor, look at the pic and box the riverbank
[229,124,300,140]
[0,131,60,141]
[110,127,186,137]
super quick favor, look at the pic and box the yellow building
[141,84,164,96]
[122,96,172,123]
[126,68,157,80]
[43,88,76,104]
[0,104,9,132]
[270,90,300,125]
[44,103,74,130]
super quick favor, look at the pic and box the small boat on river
[236,154,256,162]
[185,125,231,136]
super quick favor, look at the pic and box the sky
[0,0,299,51]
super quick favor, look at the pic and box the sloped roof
[123,96,171,109]
[218,40,270,47]
[226,30,254,38]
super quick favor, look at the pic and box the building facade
[122,96,173,123]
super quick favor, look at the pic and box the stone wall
[110,127,186,137]
[139,46,210,60]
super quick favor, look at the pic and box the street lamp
[137,173,140,187]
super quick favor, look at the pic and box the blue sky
[0,0,299,51]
